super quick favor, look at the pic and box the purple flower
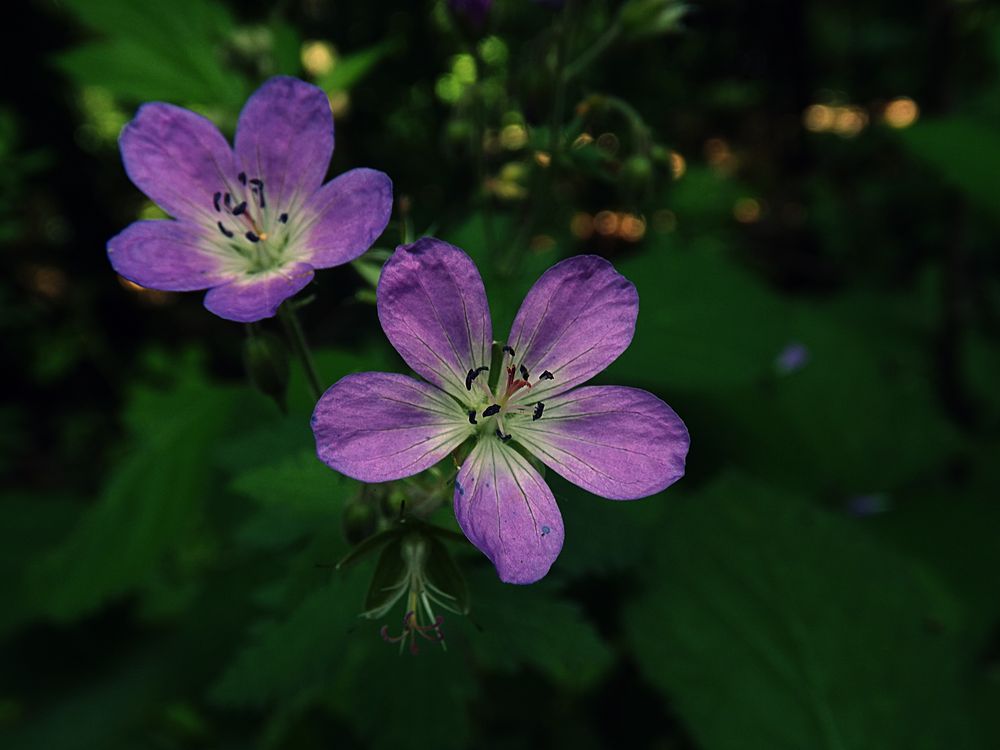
[108,77,392,322]
[448,0,492,26]
[311,239,689,584]
[774,341,810,374]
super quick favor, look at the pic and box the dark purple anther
[245,231,260,242]
[217,221,233,238]
[232,201,247,216]
[279,213,289,223]
[468,410,477,425]
[539,370,554,380]
[533,402,544,421]
[238,171,247,185]
[495,428,511,442]
[465,365,489,390]
[224,192,232,209]
[482,404,501,417]
[502,345,515,356]
[213,192,222,212]
[519,364,530,380]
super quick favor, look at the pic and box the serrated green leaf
[461,571,614,688]
[898,118,1000,217]
[318,41,395,93]
[625,473,977,750]
[29,357,245,621]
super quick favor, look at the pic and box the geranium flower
[312,238,689,584]
[108,77,392,322]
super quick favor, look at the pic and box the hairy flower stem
[502,0,576,276]
[278,302,323,401]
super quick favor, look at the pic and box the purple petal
[312,372,472,482]
[454,439,565,584]
[203,262,314,322]
[377,238,493,401]
[120,103,238,222]
[506,255,638,402]
[108,220,234,291]
[514,386,689,500]
[234,77,334,214]
[298,168,393,268]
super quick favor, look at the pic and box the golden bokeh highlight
[594,210,620,236]
[570,212,594,240]
[301,41,336,77]
[803,104,835,132]
[529,234,556,252]
[328,91,350,118]
[669,151,686,180]
[833,106,867,137]
[533,151,552,168]
[733,197,762,224]
[705,138,736,173]
[619,214,647,242]
[803,103,869,138]
[572,133,594,149]
[500,123,528,150]
[117,276,171,305]
[571,211,649,242]
[25,265,68,299]
[883,97,919,129]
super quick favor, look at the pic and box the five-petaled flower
[108,76,392,322]
[311,238,690,584]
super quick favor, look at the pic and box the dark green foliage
[4,0,1000,748]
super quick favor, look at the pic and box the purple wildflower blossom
[108,77,392,322]
[311,238,690,584]
[448,0,492,26]
[774,341,810,374]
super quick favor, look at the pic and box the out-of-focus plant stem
[278,302,323,401]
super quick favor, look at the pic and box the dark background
[2,0,999,748]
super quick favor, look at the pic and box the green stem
[278,302,323,401]
[562,18,621,83]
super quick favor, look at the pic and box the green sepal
[424,536,471,615]
[336,527,402,570]
[362,536,408,619]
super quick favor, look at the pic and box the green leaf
[230,449,354,550]
[898,118,1000,217]
[53,0,246,108]
[318,41,396,93]
[607,236,787,390]
[625,473,978,750]
[211,570,476,750]
[460,571,614,688]
[30,355,244,621]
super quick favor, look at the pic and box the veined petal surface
[234,76,334,213]
[514,386,689,500]
[312,372,472,483]
[454,438,564,584]
[120,103,237,222]
[298,168,393,268]
[377,238,492,402]
[203,262,314,322]
[506,255,638,401]
[108,220,235,291]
